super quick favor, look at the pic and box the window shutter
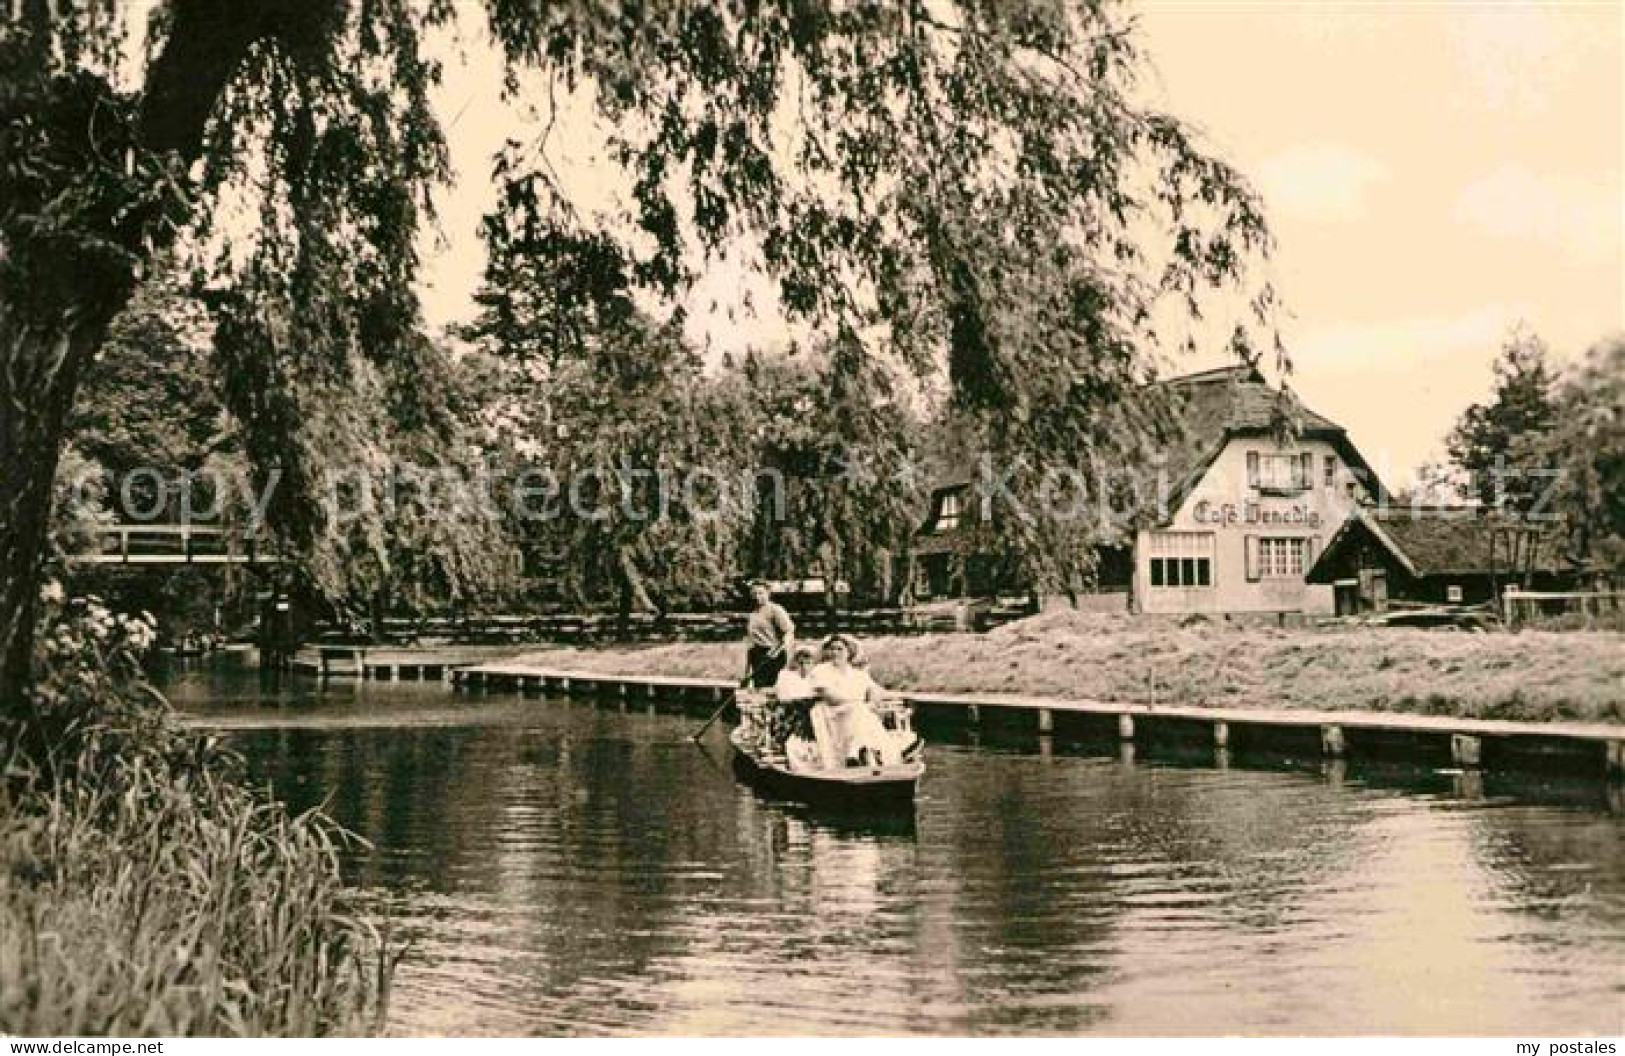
[1247,451,1260,488]
[1299,452,1314,488]
[1244,535,1260,581]
[1307,534,1321,577]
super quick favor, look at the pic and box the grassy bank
[1,596,390,1036]
[514,610,1625,725]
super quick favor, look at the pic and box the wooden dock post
[1321,725,1346,757]
[1037,708,1053,734]
[1213,721,1230,750]
[1117,714,1135,740]
[1607,740,1624,779]
[967,704,980,725]
[1451,734,1483,768]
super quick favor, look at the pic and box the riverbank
[2,599,388,1036]
[509,610,1625,725]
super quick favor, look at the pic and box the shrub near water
[0,589,392,1036]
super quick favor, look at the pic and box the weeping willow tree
[1,1,1271,741]
[718,338,928,605]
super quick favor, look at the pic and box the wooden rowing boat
[729,691,924,810]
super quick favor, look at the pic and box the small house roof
[1307,506,1569,582]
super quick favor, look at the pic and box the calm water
[168,668,1625,1037]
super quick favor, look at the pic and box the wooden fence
[361,600,1035,646]
[1502,587,1624,627]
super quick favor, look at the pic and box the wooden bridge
[65,524,279,567]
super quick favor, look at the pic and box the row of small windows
[1150,556,1211,587]
[1148,531,1213,588]
[1146,533,1318,588]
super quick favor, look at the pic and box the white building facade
[1135,437,1374,614]
[1132,366,1382,616]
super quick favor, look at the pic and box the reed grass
[1,594,393,1037]
[0,760,392,1036]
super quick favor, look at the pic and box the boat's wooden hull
[728,727,921,810]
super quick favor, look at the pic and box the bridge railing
[66,524,279,566]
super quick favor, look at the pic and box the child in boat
[773,645,819,702]
[809,633,899,767]
[770,645,821,765]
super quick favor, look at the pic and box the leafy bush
[1,586,393,1036]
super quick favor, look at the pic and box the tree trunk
[0,0,269,743]
[616,545,658,615]
[0,315,112,731]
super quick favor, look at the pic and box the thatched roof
[1308,507,1568,581]
[1153,365,1382,519]
[921,364,1385,529]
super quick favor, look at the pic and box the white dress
[809,662,895,766]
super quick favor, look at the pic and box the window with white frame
[1247,451,1312,492]
[936,491,962,531]
[1258,537,1308,578]
[1147,531,1214,588]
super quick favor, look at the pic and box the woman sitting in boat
[808,634,902,767]
[766,645,820,760]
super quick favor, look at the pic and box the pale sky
[1134,1,1624,482]
[415,3,1625,483]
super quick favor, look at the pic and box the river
[167,668,1625,1037]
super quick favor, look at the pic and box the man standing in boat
[743,580,796,689]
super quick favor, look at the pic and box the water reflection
[169,673,1625,1037]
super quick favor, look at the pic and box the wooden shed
[1305,507,1573,615]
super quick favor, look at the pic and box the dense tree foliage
[2,1,1271,738]
[1445,328,1557,514]
[1534,335,1625,570]
[69,274,225,502]
[726,342,928,605]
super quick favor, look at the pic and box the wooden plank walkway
[452,662,1625,780]
[454,664,735,700]
[293,646,517,681]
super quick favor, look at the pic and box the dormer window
[936,491,962,531]
[1247,451,1313,495]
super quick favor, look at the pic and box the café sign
[1192,499,1321,529]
